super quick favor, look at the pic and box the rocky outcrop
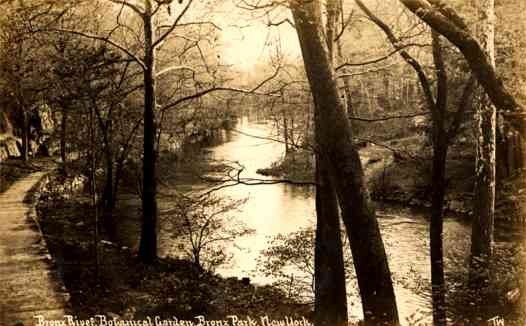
[0,136,22,162]
[0,103,56,161]
[5,137,21,157]
[0,110,13,134]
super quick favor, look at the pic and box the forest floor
[35,171,313,323]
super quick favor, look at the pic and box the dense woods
[0,0,525,325]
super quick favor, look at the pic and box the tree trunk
[22,110,29,162]
[290,2,399,324]
[314,156,347,326]
[102,149,117,238]
[313,3,348,324]
[138,2,158,264]
[60,108,68,174]
[88,106,100,282]
[283,114,290,154]
[430,133,447,326]
[103,150,114,212]
[113,158,125,210]
[470,0,496,283]
[429,31,449,326]
[336,41,355,120]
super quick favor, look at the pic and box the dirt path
[0,172,69,326]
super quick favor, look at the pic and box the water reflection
[208,117,315,279]
[196,117,477,323]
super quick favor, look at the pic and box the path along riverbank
[0,171,70,326]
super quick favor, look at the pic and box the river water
[178,117,475,323]
[116,116,523,324]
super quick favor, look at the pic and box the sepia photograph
[0,0,524,325]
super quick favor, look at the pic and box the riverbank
[256,135,526,222]
[35,171,313,322]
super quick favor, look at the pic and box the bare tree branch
[44,28,146,70]
[355,0,436,113]
[108,0,145,16]
[335,43,429,70]
[349,111,430,122]
[160,67,282,112]
[153,0,194,48]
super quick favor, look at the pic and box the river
[115,116,523,324]
[179,116,469,323]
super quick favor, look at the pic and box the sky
[211,2,301,71]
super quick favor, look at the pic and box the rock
[30,140,39,154]
[0,111,13,134]
[0,146,8,162]
[506,288,520,303]
[75,221,85,227]
[37,104,54,134]
[5,137,21,157]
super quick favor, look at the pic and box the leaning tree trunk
[314,157,348,326]
[290,2,399,324]
[470,0,496,283]
[398,0,522,117]
[312,2,348,324]
[138,2,158,264]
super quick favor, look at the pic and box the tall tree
[41,0,218,263]
[312,1,347,325]
[354,1,476,323]
[289,1,399,323]
[470,0,496,282]
[138,0,159,263]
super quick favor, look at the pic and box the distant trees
[0,7,49,161]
